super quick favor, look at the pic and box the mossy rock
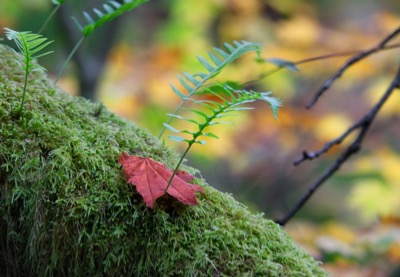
[0,44,327,276]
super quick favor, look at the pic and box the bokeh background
[1,0,400,275]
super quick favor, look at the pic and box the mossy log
[0,44,327,276]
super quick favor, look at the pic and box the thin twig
[241,42,400,89]
[293,120,363,166]
[276,65,400,226]
[295,43,400,65]
[306,26,400,109]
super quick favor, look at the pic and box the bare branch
[294,119,364,165]
[306,26,400,109]
[276,65,400,226]
[241,42,400,90]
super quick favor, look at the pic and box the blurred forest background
[1,0,400,275]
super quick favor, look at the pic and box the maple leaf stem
[164,142,194,193]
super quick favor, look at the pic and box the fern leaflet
[72,0,149,37]
[163,84,281,192]
[159,40,262,138]
[51,0,64,4]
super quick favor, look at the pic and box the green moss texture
[0,44,327,276]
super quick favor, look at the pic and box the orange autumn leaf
[118,152,204,208]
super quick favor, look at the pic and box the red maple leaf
[118,152,204,208]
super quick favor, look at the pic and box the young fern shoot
[158,40,262,139]
[4,28,53,116]
[163,85,281,193]
[54,0,148,84]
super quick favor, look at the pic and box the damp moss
[0,44,327,276]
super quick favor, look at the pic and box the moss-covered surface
[0,44,327,276]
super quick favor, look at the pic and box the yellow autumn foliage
[348,147,400,221]
[314,114,352,141]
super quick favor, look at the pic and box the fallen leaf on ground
[118,152,204,208]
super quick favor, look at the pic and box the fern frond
[166,85,281,145]
[159,40,262,138]
[164,84,281,192]
[4,28,53,115]
[72,0,149,37]
[5,28,53,73]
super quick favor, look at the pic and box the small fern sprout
[4,28,53,116]
[163,84,281,193]
[158,40,262,139]
[54,0,149,84]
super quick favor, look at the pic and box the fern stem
[38,5,61,34]
[164,102,228,193]
[54,37,84,85]
[19,67,30,116]
[164,142,194,194]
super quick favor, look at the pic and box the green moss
[0,44,327,276]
